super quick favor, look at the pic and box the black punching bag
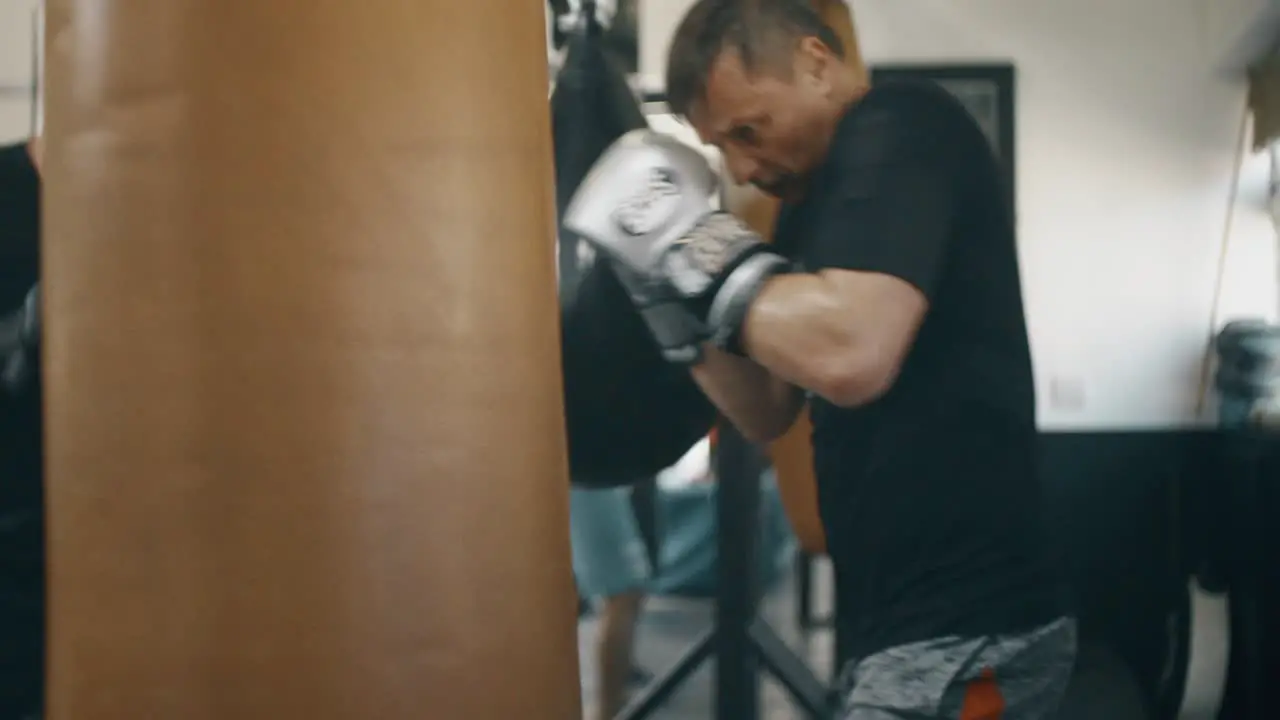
[552,16,715,487]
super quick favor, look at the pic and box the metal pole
[714,421,761,719]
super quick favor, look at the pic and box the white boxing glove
[563,129,791,364]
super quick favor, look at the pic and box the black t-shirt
[773,80,1066,660]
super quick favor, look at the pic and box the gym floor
[577,555,1230,719]
[577,558,837,719]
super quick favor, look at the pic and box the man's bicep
[820,268,930,380]
[809,146,953,301]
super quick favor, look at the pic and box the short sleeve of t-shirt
[804,96,955,301]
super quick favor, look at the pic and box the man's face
[689,42,839,201]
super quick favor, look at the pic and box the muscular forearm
[691,346,804,443]
[739,270,915,408]
[687,272,892,440]
[742,272,873,400]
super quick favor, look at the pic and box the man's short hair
[665,0,845,119]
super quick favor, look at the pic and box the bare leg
[593,589,645,717]
[569,485,652,720]
[593,589,645,720]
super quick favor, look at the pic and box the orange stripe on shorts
[959,667,1005,720]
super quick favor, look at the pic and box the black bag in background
[551,21,715,487]
[0,140,45,720]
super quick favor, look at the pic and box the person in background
[570,483,652,720]
[0,135,45,720]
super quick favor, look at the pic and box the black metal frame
[870,63,1017,214]
[618,422,833,720]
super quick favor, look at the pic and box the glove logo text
[612,168,682,237]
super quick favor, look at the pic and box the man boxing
[563,1,1076,718]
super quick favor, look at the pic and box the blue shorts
[569,486,651,599]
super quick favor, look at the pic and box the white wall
[641,0,1280,430]
[0,0,39,144]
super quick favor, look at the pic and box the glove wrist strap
[707,252,793,357]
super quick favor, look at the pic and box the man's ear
[812,0,869,84]
[794,37,836,86]
[797,35,833,60]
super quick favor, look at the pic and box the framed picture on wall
[870,64,1016,213]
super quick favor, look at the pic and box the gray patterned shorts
[839,616,1078,719]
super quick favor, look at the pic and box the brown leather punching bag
[42,2,579,718]
[730,0,867,556]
